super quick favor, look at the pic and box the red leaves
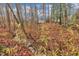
[13,45,32,56]
[1,22,79,55]
[14,50,32,56]
[0,38,17,47]
[0,28,9,33]
[0,38,32,56]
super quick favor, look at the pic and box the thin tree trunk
[60,4,62,25]
[6,4,10,32]
[7,3,19,24]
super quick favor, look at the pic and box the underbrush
[0,22,79,56]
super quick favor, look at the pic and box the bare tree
[0,5,5,28]
[6,4,11,32]
[7,4,19,24]
[42,3,46,20]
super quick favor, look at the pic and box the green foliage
[0,45,5,52]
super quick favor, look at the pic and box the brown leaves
[0,38,32,56]
[1,22,79,56]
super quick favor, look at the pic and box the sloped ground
[26,22,79,56]
[0,37,32,56]
[0,28,32,56]
[0,22,79,56]
[38,23,79,56]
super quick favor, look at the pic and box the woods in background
[0,3,79,37]
[0,4,77,27]
[1,3,79,56]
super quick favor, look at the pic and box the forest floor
[0,22,79,56]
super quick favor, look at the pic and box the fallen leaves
[0,22,79,56]
[0,38,32,56]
